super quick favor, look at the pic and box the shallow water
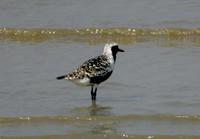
[1,37,200,138]
[1,0,200,28]
[1,0,200,138]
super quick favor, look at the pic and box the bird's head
[103,43,124,60]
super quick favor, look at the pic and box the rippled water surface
[1,0,200,138]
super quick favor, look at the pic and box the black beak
[118,48,125,52]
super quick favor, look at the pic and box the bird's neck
[103,49,116,71]
[102,53,115,72]
[105,51,117,61]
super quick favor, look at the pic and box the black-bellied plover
[56,43,124,101]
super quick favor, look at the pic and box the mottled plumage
[57,43,124,101]
[66,55,112,84]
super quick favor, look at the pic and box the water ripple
[0,27,200,45]
[1,114,200,124]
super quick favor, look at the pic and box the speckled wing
[65,55,112,80]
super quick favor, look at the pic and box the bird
[56,43,124,101]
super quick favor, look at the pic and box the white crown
[104,42,118,48]
[103,42,118,56]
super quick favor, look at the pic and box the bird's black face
[111,45,124,54]
[111,45,124,61]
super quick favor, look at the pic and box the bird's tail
[56,75,67,80]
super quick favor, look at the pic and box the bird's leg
[91,86,94,100]
[93,87,97,101]
[91,85,98,101]
[91,86,97,101]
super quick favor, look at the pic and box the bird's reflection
[71,101,118,134]
[88,101,111,116]
[71,101,112,116]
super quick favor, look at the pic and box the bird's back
[64,55,113,84]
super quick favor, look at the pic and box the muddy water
[1,0,200,138]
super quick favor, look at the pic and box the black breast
[90,71,113,84]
